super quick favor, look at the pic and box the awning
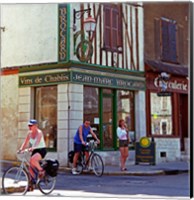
[145,60,188,77]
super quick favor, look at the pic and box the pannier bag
[68,151,75,163]
[42,159,59,177]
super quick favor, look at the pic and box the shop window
[35,86,57,151]
[117,90,135,143]
[151,93,172,135]
[84,86,99,139]
[102,89,113,149]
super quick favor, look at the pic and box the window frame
[154,17,184,64]
[34,86,58,152]
[103,4,123,52]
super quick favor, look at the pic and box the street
[1,172,190,200]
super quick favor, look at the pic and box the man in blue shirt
[72,120,100,175]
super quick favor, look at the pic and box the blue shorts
[74,143,89,153]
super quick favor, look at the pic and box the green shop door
[100,89,117,149]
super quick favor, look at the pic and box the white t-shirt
[117,127,128,140]
[29,129,46,149]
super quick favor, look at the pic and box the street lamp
[73,8,96,33]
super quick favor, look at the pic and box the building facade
[144,2,190,162]
[0,3,145,166]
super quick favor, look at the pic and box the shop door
[102,89,113,149]
[179,94,188,151]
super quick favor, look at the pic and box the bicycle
[69,141,104,177]
[2,149,59,195]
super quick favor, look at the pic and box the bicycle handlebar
[17,148,31,155]
[85,141,98,149]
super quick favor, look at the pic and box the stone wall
[1,75,19,160]
[154,138,181,163]
[57,83,83,166]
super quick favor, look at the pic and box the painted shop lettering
[74,74,113,85]
[20,77,33,85]
[44,74,69,82]
[93,77,112,85]
[154,77,187,91]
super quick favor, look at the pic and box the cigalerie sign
[154,77,188,92]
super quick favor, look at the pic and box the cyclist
[19,119,47,189]
[72,120,100,175]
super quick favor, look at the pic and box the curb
[1,161,189,177]
[58,167,188,176]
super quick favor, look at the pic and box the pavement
[0,159,190,178]
[60,160,190,176]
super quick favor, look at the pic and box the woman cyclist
[19,119,47,189]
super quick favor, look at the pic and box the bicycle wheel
[2,166,29,195]
[37,174,56,195]
[91,153,104,177]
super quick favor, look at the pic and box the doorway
[102,89,114,149]
[179,94,188,151]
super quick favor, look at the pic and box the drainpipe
[0,5,2,171]
[67,83,70,167]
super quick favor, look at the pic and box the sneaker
[72,168,78,175]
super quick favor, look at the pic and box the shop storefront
[145,60,189,162]
[18,67,146,165]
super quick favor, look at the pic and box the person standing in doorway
[72,120,100,175]
[117,119,129,171]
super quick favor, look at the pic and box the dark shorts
[74,143,89,153]
[31,148,47,158]
[119,140,129,147]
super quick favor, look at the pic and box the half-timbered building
[1,3,145,165]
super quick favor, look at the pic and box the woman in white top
[19,119,47,187]
[117,119,129,171]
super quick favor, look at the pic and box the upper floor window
[154,17,184,64]
[103,4,123,52]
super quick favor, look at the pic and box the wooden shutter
[168,21,177,63]
[161,18,177,63]
[154,18,161,60]
[117,4,123,48]
[161,19,170,61]
[177,24,184,64]
[112,7,118,50]
[104,6,111,48]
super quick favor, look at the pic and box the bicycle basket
[43,159,59,177]
[68,151,75,163]
[16,151,31,162]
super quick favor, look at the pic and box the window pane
[150,93,172,135]
[84,86,99,139]
[161,18,177,63]
[103,95,113,148]
[35,86,57,150]
[117,90,135,142]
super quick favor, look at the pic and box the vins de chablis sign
[19,72,70,87]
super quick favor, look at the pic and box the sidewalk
[0,159,190,177]
[60,160,190,176]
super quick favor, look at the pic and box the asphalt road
[55,172,190,197]
[0,172,190,199]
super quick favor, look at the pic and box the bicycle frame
[80,150,93,168]
[79,141,96,168]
